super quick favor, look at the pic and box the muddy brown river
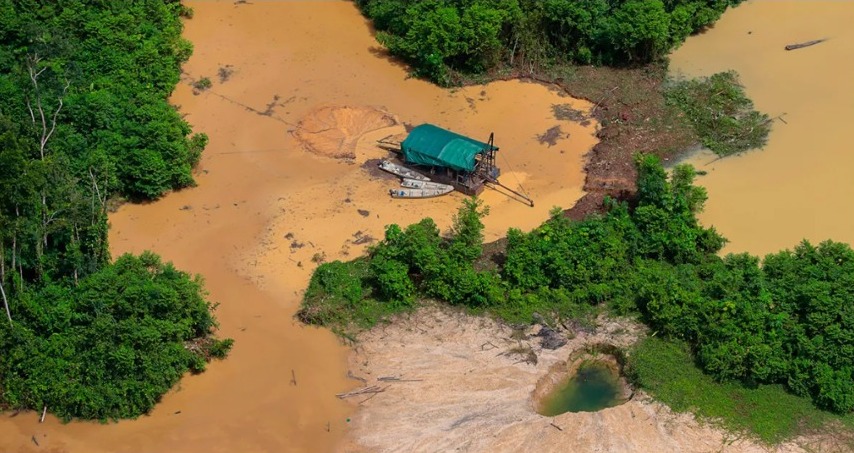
[0,1,850,452]
[0,1,595,452]
[672,0,854,256]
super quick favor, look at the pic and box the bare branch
[25,98,35,124]
[26,54,67,160]
[42,79,69,153]
[89,167,103,204]
[0,280,11,325]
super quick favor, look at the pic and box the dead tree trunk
[25,54,68,274]
[1,279,11,325]
[26,54,68,161]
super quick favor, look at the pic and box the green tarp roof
[401,124,497,172]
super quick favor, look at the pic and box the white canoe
[400,178,454,190]
[389,185,454,199]
[379,160,431,181]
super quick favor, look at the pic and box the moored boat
[379,160,431,181]
[389,185,454,199]
[400,178,454,190]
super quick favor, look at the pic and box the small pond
[538,362,622,416]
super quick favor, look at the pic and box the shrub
[193,77,212,91]
[665,71,771,156]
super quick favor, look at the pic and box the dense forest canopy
[356,0,744,84]
[0,0,230,421]
[0,253,232,420]
[302,156,854,414]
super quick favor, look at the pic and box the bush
[193,77,212,91]
[371,256,416,306]
[665,71,771,156]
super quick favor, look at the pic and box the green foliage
[631,239,854,415]
[0,0,205,200]
[306,260,368,307]
[300,198,505,330]
[304,154,854,428]
[300,258,394,331]
[762,241,854,412]
[449,198,489,263]
[357,0,743,84]
[0,1,227,422]
[634,155,727,262]
[372,0,521,84]
[0,253,231,421]
[600,0,671,63]
[628,337,854,444]
[666,71,771,156]
[193,77,212,91]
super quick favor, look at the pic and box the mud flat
[337,307,815,453]
[0,1,596,452]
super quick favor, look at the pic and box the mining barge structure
[384,123,500,196]
[379,123,533,205]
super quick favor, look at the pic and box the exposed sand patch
[337,307,812,453]
[294,105,399,159]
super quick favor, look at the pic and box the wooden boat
[379,160,431,181]
[400,178,454,190]
[389,185,454,199]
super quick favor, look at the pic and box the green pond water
[539,362,623,416]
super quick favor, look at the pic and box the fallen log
[377,375,423,382]
[785,39,826,51]
[336,385,387,399]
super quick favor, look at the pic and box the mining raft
[378,123,533,206]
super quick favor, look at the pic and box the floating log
[785,39,826,51]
